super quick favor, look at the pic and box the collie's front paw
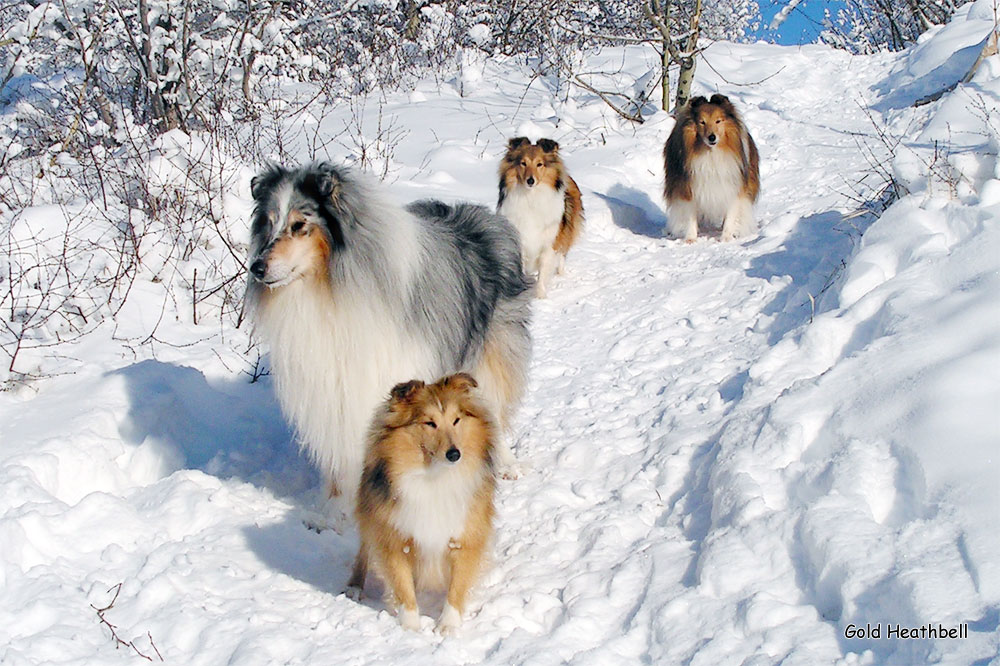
[436,604,462,636]
[398,606,421,631]
[494,456,528,480]
[343,585,363,602]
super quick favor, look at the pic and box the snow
[2,4,999,664]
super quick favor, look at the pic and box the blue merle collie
[244,163,531,524]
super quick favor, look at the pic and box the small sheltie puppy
[347,373,496,635]
[498,137,584,298]
[663,94,760,242]
[245,163,531,526]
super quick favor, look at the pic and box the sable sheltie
[498,137,584,298]
[663,94,760,242]
[347,373,496,635]
[244,163,531,524]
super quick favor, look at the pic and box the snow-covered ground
[2,3,999,664]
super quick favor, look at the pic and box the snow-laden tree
[771,0,962,53]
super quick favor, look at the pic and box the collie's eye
[290,221,306,234]
[452,417,460,426]
[520,160,527,166]
[424,421,437,429]
[536,162,543,168]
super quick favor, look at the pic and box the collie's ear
[250,164,283,201]
[390,379,425,403]
[709,93,731,107]
[310,162,342,202]
[507,136,530,151]
[536,138,559,153]
[445,372,479,392]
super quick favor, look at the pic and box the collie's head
[245,162,354,295]
[499,137,566,191]
[377,373,495,472]
[685,94,745,153]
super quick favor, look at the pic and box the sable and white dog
[244,163,531,523]
[498,137,584,297]
[347,373,496,635]
[663,94,760,242]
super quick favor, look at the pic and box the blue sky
[756,0,844,45]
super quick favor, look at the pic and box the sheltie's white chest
[389,464,484,588]
[391,465,479,556]
[498,185,565,263]
[688,148,744,224]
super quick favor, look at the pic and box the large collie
[498,137,584,298]
[663,94,760,242]
[347,373,496,635]
[244,163,531,522]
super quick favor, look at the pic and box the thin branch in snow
[91,583,164,662]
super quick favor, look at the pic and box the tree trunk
[660,46,670,111]
[673,0,701,111]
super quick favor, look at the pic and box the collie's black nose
[250,259,267,279]
[526,176,535,186]
[707,134,717,144]
[445,447,461,463]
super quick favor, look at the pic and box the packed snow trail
[2,12,999,665]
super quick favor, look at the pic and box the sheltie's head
[362,372,495,482]
[685,94,745,154]
[246,162,349,291]
[376,373,495,472]
[499,137,566,192]
[664,94,760,204]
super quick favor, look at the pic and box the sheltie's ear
[308,162,342,203]
[507,136,530,151]
[688,96,708,112]
[536,138,559,154]
[709,94,736,116]
[390,379,425,403]
[444,372,479,392]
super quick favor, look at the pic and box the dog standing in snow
[244,163,531,527]
[498,137,584,297]
[663,94,760,242]
[346,374,496,635]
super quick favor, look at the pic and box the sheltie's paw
[398,606,422,631]
[720,226,740,242]
[436,604,463,636]
[343,585,363,602]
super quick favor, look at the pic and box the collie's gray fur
[245,163,531,512]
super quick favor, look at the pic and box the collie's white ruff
[254,225,437,515]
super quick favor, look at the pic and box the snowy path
[3,23,999,666]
